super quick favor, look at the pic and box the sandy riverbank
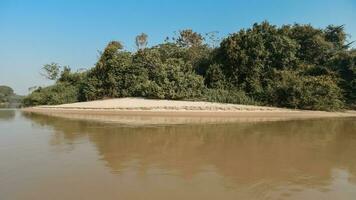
[22,98,356,125]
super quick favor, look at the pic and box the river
[1,110,356,200]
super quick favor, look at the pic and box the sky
[1,0,356,95]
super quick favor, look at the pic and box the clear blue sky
[1,0,356,95]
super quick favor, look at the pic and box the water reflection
[22,112,356,198]
[0,109,15,121]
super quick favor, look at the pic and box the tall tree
[135,33,148,50]
[41,63,61,80]
[0,85,14,96]
[176,29,204,48]
[324,25,347,49]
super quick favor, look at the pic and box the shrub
[23,83,79,106]
[267,71,344,111]
[202,89,256,105]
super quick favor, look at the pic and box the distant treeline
[0,85,23,108]
[23,22,355,111]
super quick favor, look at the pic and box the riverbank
[22,98,356,125]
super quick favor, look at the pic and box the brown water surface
[1,110,356,200]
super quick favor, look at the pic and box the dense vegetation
[0,85,23,108]
[23,22,356,111]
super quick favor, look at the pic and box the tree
[0,85,22,107]
[216,21,350,109]
[288,24,333,65]
[205,63,226,89]
[0,85,14,96]
[82,40,152,100]
[0,86,14,103]
[324,25,347,50]
[41,63,61,80]
[331,50,356,106]
[132,46,205,99]
[205,31,221,48]
[218,22,299,98]
[145,58,205,99]
[86,41,126,98]
[23,83,79,106]
[135,33,148,50]
[266,71,343,110]
[96,41,123,70]
[58,67,86,85]
[176,29,204,48]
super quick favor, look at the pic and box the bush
[217,22,299,95]
[145,58,205,99]
[267,71,344,111]
[205,63,226,89]
[23,83,79,106]
[202,89,256,105]
[331,51,356,107]
[299,76,344,111]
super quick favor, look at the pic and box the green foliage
[202,89,256,105]
[58,67,86,85]
[24,66,85,106]
[324,25,347,49]
[23,83,79,106]
[215,21,353,110]
[82,42,150,100]
[41,63,61,80]
[0,85,22,107]
[331,50,356,107]
[176,29,204,48]
[0,86,14,100]
[218,22,300,97]
[204,63,226,89]
[24,22,355,111]
[145,58,205,99]
[165,29,213,75]
[266,71,343,110]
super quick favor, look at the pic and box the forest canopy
[23,22,356,111]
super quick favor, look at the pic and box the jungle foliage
[24,22,356,110]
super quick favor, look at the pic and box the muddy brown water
[1,110,356,200]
